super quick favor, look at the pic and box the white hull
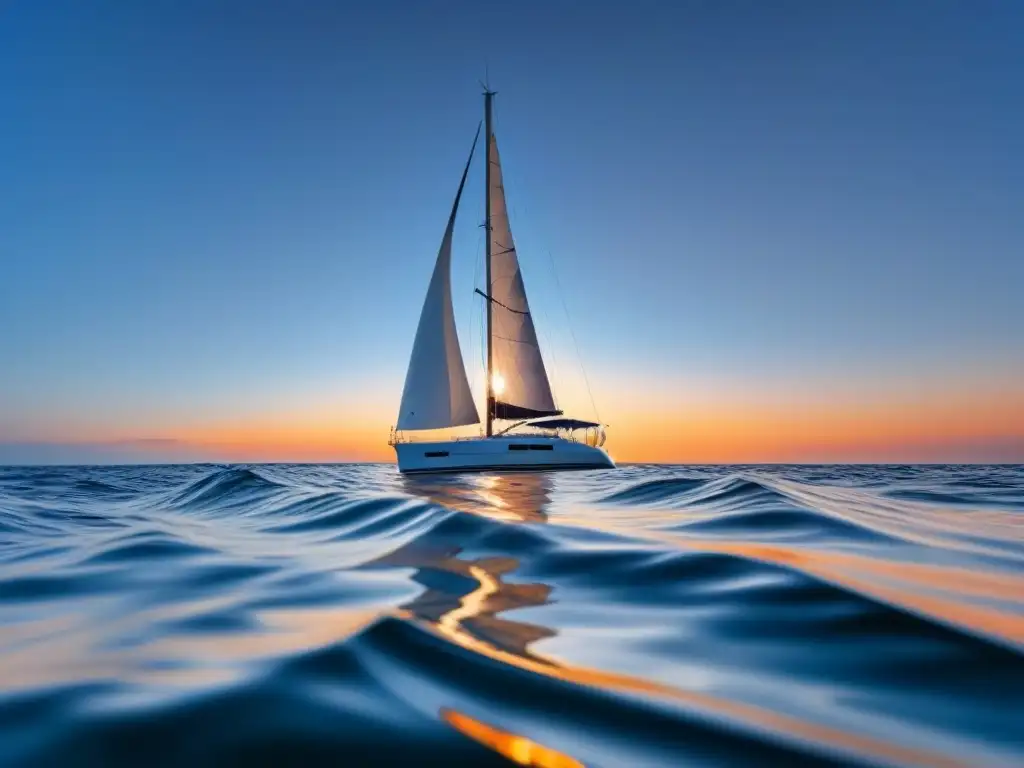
[394,435,614,474]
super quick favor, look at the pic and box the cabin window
[508,444,553,451]
[424,451,449,458]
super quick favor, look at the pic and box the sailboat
[390,89,614,474]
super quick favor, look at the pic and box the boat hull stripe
[399,462,607,475]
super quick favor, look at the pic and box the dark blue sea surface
[0,464,1022,766]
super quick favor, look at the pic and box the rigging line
[474,288,529,315]
[545,248,601,423]
[491,332,541,347]
[470,224,485,400]
[472,170,487,385]
[535,292,561,412]
[474,225,487,424]
[526,230,562,412]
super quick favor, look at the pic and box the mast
[484,87,495,437]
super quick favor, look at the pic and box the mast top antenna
[481,61,496,95]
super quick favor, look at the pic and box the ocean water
[0,464,1022,767]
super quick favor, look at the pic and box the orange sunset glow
[43,373,1019,465]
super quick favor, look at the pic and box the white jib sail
[396,128,481,431]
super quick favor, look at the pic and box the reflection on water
[385,472,555,658]
[401,471,553,523]
[1,464,1022,766]
[384,470,1007,767]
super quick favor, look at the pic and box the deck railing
[389,426,597,446]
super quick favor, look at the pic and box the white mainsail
[396,129,481,431]
[487,134,560,420]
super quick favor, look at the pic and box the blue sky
[1,1,1021,462]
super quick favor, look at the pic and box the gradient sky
[1,0,1022,464]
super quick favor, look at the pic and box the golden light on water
[442,709,583,768]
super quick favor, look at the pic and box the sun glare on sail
[492,372,506,396]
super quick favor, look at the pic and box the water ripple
[0,464,1022,767]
